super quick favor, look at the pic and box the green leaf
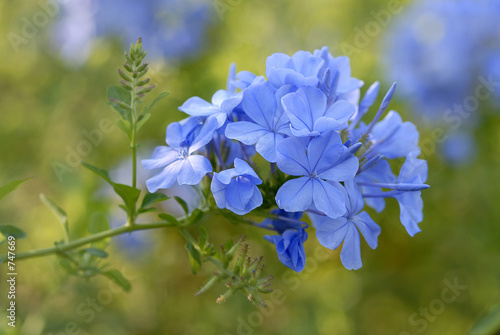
[0,255,7,265]
[158,213,179,225]
[0,225,26,239]
[83,247,108,258]
[199,226,208,241]
[82,162,140,217]
[137,207,157,214]
[0,178,31,201]
[40,194,69,241]
[102,269,132,292]
[116,119,132,139]
[140,193,169,210]
[470,303,500,335]
[82,162,112,183]
[174,196,189,216]
[112,183,141,216]
[136,112,151,133]
[189,209,204,225]
[107,86,132,120]
[143,91,169,114]
[185,242,202,275]
[59,259,77,275]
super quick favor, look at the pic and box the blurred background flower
[51,0,214,65]
[382,0,500,164]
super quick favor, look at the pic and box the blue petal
[307,131,344,173]
[142,146,179,170]
[276,137,310,175]
[396,191,423,237]
[234,158,262,184]
[315,100,356,132]
[179,96,220,116]
[256,132,285,163]
[189,114,225,153]
[241,83,277,129]
[315,215,349,250]
[343,179,365,215]
[311,179,346,219]
[145,159,183,192]
[351,211,381,249]
[211,174,228,209]
[316,146,359,181]
[370,111,420,159]
[276,177,313,213]
[225,177,256,212]
[398,152,428,183]
[282,86,326,135]
[340,224,362,270]
[225,121,269,145]
[177,155,212,185]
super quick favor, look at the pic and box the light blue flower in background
[275,131,359,218]
[315,180,380,270]
[52,0,214,64]
[264,228,308,272]
[211,159,263,215]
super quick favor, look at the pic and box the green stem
[8,221,178,262]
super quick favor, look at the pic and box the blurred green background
[1,0,500,334]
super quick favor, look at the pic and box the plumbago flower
[144,46,430,273]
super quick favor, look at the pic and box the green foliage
[82,162,141,220]
[470,303,500,335]
[0,178,31,201]
[0,225,26,239]
[139,193,170,214]
[40,194,69,242]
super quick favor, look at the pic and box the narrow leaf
[158,213,180,225]
[102,269,132,292]
[116,119,132,139]
[0,225,26,239]
[143,91,169,114]
[186,242,202,275]
[0,178,31,201]
[40,194,69,240]
[82,162,112,184]
[136,113,151,133]
[140,193,169,210]
[174,196,189,215]
[189,209,204,225]
[83,247,109,258]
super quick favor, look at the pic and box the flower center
[178,149,189,160]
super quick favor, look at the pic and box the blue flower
[275,131,359,218]
[394,152,428,236]
[142,115,224,192]
[356,159,396,213]
[366,111,420,159]
[314,46,363,104]
[179,89,243,120]
[261,209,304,234]
[266,50,324,89]
[225,83,293,162]
[314,180,381,270]
[211,159,263,215]
[281,86,356,137]
[264,228,308,272]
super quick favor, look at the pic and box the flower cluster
[143,47,429,272]
[383,0,500,163]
